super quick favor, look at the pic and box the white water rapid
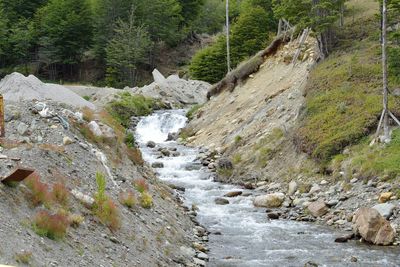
[135,110,399,267]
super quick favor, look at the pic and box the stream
[135,110,399,267]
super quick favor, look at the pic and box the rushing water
[136,110,399,267]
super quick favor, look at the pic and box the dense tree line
[0,0,227,86]
[1,0,398,86]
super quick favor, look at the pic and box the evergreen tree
[0,8,8,58]
[106,9,152,86]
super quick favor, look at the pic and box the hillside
[0,74,205,266]
[185,0,400,247]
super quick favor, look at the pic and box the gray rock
[224,191,242,198]
[196,252,209,260]
[288,181,298,196]
[307,199,329,217]
[217,158,233,170]
[193,258,206,266]
[372,203,396,219]
[215,197,229,205]
[17,122,29,136]
[309,184,321,195]
[146,141,156,148]
[151,162,164,168]
[253,193,285,208]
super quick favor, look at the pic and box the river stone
[180,246,196,258]
[146,141,156,148]
[224,191,242,198]
[17,122,29,136]
[215,197,229,205]
[197,252,209,260]
[63,136,74,145]
[309,184,321,195]
[88,121,102,137]
[378,192,393,203]
[151,162,164,168]
[288,181,298,196]
[372,203,396,219]
[307,199,329,217]
[193,258,206,266]
[253,193,285,208]
[352,207,396,245]
[161,149,170,156]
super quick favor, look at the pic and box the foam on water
[136,110,399,267]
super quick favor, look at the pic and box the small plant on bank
[69,214,85,228]
[186,104,202,120]
[93,172,121,231]
[14,251,33,264]
[51,182,69,207]
[140,192,153,209]
[134,178,149,193]
[33,210,69,240]
[119,191,136,208]
[124,132,136,148]
[234,135,242,144]
[24,173,51,207]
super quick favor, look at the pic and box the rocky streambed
[136,110,399,267]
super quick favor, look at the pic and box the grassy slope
[295,0,400,167]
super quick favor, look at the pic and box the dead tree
[376,0,400,141]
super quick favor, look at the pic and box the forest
[0,0,398,87]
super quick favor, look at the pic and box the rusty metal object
[0,95,4,137]
[1,167,35,185]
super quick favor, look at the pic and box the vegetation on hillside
[295,1,400,170]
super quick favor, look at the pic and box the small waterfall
[136,110,188,143]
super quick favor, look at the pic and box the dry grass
[38,143,66,154]
[15,251,33,264]
[134,178,149,194]
[24,173,51,207]
[33,210,69,240]
[140,192,153,209]
[51,182,69,207]
[119,191,137,208]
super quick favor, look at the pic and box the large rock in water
[253,193,285,208]
[307,199,329,217]
[352,207,396,245]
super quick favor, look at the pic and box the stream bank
[136,110,399,267]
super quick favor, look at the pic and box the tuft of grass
[232,154,242,164]
[186,104,203,120]
[33,210,69,240]
[351,129,400,178]
[134,178,149,194]
[124,132,135,148]
[140,192,153,209]
[83,95,91,101]
[234,135,242,145]
[93,172,121,231]
[51,182,69,207]
[69,214,85,228]
[15,251,33,264]
[24,173,51,207]
[119,191,136,208]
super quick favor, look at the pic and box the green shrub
[119,191,136,208]
[93,172,121,231]
[140,192,153,209]
[107,92,156,127]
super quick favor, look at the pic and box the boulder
[215,197,229,205]
[307,199,329,217]
[352,207,396,245]
[253,193,285,208]
[309,184,321,195]
[88,121,103,137]
[378,192,393,203]
[224,191,242,198]
[161,149,170,157]
[166,132,178,141]
[372,203,396,219]
[146,141,156,148]
[288,181,298,196]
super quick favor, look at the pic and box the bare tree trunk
[382,0,389,140]
[226,0,231,73]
